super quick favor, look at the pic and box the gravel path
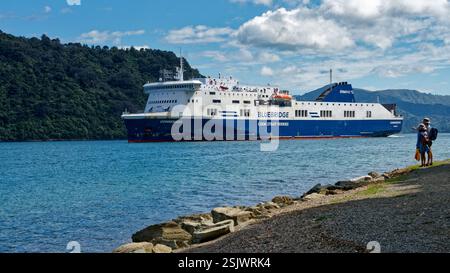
[184,163,450,253]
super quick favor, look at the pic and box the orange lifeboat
[273,93,292,100]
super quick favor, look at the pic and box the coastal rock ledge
[114,167,415,253]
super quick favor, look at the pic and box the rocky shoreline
[113,160,450,253]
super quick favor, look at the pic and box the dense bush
[0,30,202,141]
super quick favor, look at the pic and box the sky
[1,0,450,95]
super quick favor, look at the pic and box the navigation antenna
[179,49,184,81]
[329,68,333,92]
[330,69,333,86]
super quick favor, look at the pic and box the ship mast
[330,69,333,86]
[179,49,184,81]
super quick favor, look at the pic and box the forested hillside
[0,30,202,141]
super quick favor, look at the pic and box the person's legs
[421,152,426,167]
[429,147,433,165]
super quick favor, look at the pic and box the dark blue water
[1,134,449,253]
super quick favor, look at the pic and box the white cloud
[236,8,354,52]
[201,48,280,64]
[78,30,145,45]
[191,0,450,91]
[66,0,81,6]
[322,0,450,20]
[165,25,234,44]
[235,1,450,52]
[230,0,273,6]
[44,6,52,13]
[259,51,280,62]
[261,66,274,76]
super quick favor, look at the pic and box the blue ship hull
[124,118,402,142]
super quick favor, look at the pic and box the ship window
[213,99,221,104]
[366,111,372,118]
[207,109,217,116]
[244,100,251,104]
[232,100,240,104]
[240,109,250,117]
[295,110,308,117]
[344,111,355,118]
[320,110,332,117]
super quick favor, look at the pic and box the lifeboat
[219,85,229,91]
[273,93,292,100]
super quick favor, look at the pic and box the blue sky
[1,0,450,95]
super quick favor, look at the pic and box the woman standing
[416,124,430,167]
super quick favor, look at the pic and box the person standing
[416,124,430,167]
[423,118,433,166]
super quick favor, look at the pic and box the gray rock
[335,180,361,190]
[132,221,192,245]
[371,176,386,183]
[301,193,324,201]
[368,171,381,179]
[113,242,154,253]
[350,175,373,183]
[271,196,295,206]
[212,207,254,226]
[192,220,235,244]
[260,201,280,210]
[305,183,323,195]
[152,244,172,253]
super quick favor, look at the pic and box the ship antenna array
[179,49,184,81]
[328,68,333,93]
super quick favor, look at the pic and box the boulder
[271,196,294,206]
[260,201,281,210]
[152,244,172,253]
[174,213,213,224]
[191,220,235,244]
[350,175,373,183]
[388,168,410,177]
[368,171,381,179]
[211,207,254,226]
[113,242,154,253]
[301,193,324,201]
[305,183,323,195]
[371,176,386,183]
[151,238,181,249]
[132,221,192,245]
[335,180,363,190]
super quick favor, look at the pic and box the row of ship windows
[190,99,252,104]
[296,102,375,107]
[207,109,251,117]
[207,92,258,97]
[147,84,197,90]
[149,100,178,104]
[295,110,373,118]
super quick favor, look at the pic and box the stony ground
[184,163,450,253]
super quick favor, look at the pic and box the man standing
[423,118,433,166]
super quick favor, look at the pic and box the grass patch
[357,184,386,196]
[408,159,450,171]
[386,175,408,184]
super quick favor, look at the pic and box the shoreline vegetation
[113,159,450,253]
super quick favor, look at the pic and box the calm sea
[0,134,449,253]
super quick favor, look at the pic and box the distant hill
[296,86,450,133]
[0,30,202,141]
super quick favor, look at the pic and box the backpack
[429,128,438,141]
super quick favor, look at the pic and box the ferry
[122,59,403,142]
